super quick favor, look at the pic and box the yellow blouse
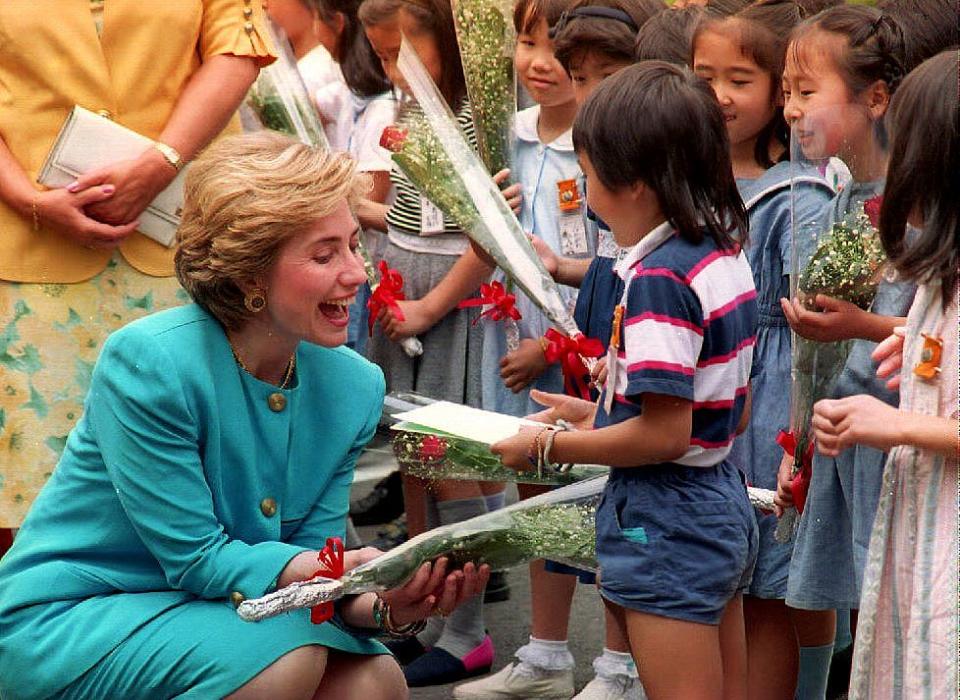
[0,1,276,282]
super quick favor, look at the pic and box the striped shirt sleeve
[622,264,704,402]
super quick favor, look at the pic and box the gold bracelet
[31,195,41,232]
[153,141,184,172]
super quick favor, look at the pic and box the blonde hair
[175,131,369,330]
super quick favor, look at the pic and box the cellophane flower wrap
[237,476,604,622]
[452,0,516,176]
[388,38,581,340]
[383,393,608,484]
[392,428,607,484]
[776,113,888,543]
[241,21,329,149]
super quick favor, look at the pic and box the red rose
[380,125,408,153]
[418,435,447,461]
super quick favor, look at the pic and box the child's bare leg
[528,558,577,639]
[616,600,724,700]
[604,600,630,652]
[718,595,748,700]
[401,474,428,537]
[743,596,798,699]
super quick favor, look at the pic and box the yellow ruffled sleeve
[200,0,277,67]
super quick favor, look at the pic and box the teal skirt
[56,599,387,699]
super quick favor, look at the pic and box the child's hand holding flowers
[780,293,873,343]
[490,424,543,471]
[500,338,549,393]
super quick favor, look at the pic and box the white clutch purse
[38,106,187,248]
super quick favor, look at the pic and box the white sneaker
[453,662,575,699]
[572,675,646,700]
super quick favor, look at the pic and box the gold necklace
[230,345,296,389]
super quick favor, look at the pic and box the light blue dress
[0,304,387,700]
[786,181,917,610]
[729,162,834,599]
[480,105,594,417]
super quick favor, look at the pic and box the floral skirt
[0,256,187,526]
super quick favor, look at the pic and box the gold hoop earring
[244,290,267,313]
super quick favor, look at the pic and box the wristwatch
[153,141,184,172]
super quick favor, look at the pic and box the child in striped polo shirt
[493,61,760,697]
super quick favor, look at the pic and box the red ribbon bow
[309,537,345,624]
[457,281,522,324]
[366,261,407,337]
[542,329,605,401]
[776,430,814,515]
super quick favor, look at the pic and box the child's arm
[780,294,906,343]
[377,169,520,340]
[492,393,691,469]
[528,234,591,288]
[378,247,493,340]
[354,171,393,232]
[812,395,958,459]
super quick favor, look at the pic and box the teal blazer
[0,304,386,698]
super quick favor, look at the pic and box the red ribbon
[309,537,345,624]
[542,328,605,401]
[863,194,883,229]
[776,430,814,515]
[366,261,407,337]
[457,281,522,324]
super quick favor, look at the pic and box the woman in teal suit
[0,132,488,700]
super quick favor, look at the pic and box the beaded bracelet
[373,595,427,638]
[543,424,574,474]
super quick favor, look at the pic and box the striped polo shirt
[595,221,758,467]
[386,98,478,236]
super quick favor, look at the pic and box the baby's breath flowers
[237,478,605,621]
[452,0,517,175]
[777,203,888,542]
[393,429,608,485]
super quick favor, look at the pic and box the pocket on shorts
[660,500,751,595]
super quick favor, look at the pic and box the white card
[391,401,548,445]
[559,213,589,256]
[420,195,446,235]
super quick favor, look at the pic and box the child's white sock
[593,647,639,681]
[796,643,834,700]
[515,636,575,676]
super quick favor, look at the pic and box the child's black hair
[358,0,467,107]
[315,0,392,98]
[513,0,569,35]
[789,4,906,150]
[573,61,747,250]
[693,0,805,169]
[879,50,958,304]
[552,0,664,72]
[877,0,959,72]
[635,4,703,65]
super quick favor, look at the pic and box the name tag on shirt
[557,179,588,256]
[420,195,446,236]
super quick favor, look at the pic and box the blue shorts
[596,462,758,625]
